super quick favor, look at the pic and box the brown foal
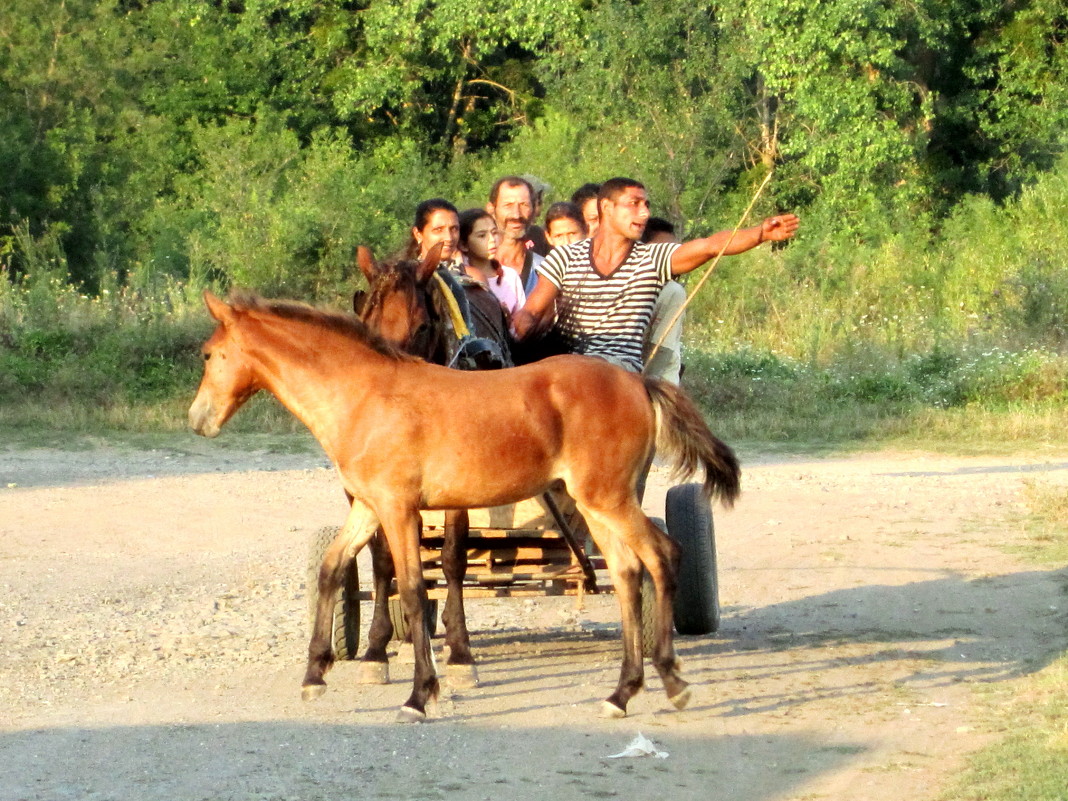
[189,291,739,720]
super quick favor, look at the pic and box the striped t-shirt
[536,239,680,372]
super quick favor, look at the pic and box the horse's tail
[645,377,741,507]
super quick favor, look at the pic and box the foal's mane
[228,291,418,362]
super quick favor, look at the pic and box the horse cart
[308,480,721,660]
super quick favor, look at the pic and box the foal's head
[188,291,262,438]
[189,290,406,438]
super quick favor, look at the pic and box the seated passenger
[404,198,462,271]
[571,182,602,237]
[514,177,799,378]
[485,176,544,296]
[458,208,526,317]
[641,217,686,385]
[544,202,588,248]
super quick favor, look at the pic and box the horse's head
[355,244,511,370]
[188,291,262,438]
[355,245,441,356]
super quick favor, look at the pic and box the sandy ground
[1,439,1067,801]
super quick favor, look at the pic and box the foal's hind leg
[580,501,689,716]
[441,509,478,687]
[579,507,647,717]
[358,531,396,684]
[628,516,689,708]
[302,501,379,701]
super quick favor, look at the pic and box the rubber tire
[306,525,361,660]
[388,597,440,642]
[639,517,667,657]
[665,483,720,635]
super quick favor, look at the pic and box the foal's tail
[645,378,741,507]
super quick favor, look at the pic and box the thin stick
[643,170,775,375]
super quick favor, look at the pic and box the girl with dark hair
[458,207,526,316]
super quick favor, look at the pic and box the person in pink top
[458,208,526,317]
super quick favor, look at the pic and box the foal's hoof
[445,663,480,689]
[600,700,627,719]
[396,705,427,723]
[358,661,390,685]
[669,685,692,711]
[301,682,327,702]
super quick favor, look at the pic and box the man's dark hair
[488,175,534,206]
[598,177,645,203]
[642,216,675,243]
[570,182,601,207]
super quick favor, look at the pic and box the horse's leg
[577,503,647,717]
[578,498,689,716]
[358,531,396,684]
[441,509,478,687]
[624,512,689,708]
[379,507,440,721]
[302,500,379,701]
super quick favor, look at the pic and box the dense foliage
[1,0,1067,437]
[2,0,1065,292]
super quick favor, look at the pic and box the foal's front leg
[379,508,440,721]
[357,531,396,684]
[302,501,379,700]
[441,509,478,687]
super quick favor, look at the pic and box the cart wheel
[306,526,361,660]
[388,597,440,642]
[639,518,668,657]
[665,483,720,635]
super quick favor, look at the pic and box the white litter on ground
[605,733,669,759]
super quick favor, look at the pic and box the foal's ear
[416,241,443,284]
[356,246,378,282]
[203,290,235,325]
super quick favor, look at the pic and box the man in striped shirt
[512,177,799,376]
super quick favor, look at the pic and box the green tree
[322,0,580,156]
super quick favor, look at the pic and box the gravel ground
[2,442,1068,800]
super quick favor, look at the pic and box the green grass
[939,478,1068,801]
[683,344,1068,454]
[943,656,1068,801]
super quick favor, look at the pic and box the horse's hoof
[396,705,427,723]
[669,685,692,711]
[301,683,327,702]
[445,664,479,689]
[600,700,627,719]
[358,661,390,685]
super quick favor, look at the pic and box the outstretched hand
[760,214,800,243]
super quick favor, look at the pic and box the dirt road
[1,440,1066,800]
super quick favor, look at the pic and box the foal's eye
[203,352,211,362]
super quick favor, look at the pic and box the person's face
[602,187,650,241]
[546,216,585,248]
[414,209,460,261]
[581,197,600,236]
[488,184,533,242]
[463,216,500,262]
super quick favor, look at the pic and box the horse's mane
[363,261,421,318]
[228,291,419,362]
